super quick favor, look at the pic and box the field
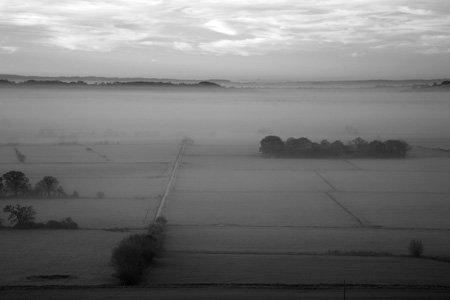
[2,142,450,286]
[1,87,450,287]
[148,143,450,286]
[0,142,181,285]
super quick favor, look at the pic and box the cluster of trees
[111,216,167,285]
[260,136,411,158]
[0,171,77,198]
[1,204,78,229]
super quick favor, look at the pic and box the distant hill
[0,77,224,89]
[0,74,448,89]
[0,74,229,85]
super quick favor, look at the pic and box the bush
[155,215,167,225]
[111,234,155,285]
[45,218,78,230]
[111,244,145,285]
[111,216,168,285]
[409,239,424,257]
[14,221,45,229]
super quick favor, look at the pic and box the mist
[1,85,449,145]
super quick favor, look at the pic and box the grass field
[160,143,450,286]
[145,253,450,285]
[0,230,133,286]
[2,142,450,287]
[164,191,356,227]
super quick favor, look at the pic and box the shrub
[111,244,145,285]
[97,192,105,199]
[111,216,168,285]
[409,239,424,257]
[14,221,45,229]
[44,218,78,229]
[155,215,167,225]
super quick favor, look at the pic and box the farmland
[150,143,450,286]
[2,141,450,287]
[1,87,450,288]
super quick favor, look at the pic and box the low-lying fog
[1,86,449,145]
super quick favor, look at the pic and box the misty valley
[1,84,450,288]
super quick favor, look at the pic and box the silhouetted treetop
[260,135,411,158]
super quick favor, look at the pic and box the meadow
[1,85,450,286]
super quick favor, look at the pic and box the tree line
[1,204,78,229]
[0,171,78,198]
[0,79,222,88]
[260,136,411,158]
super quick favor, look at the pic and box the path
[154,141,187,219]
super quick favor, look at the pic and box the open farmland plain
[151,144,450,286]
[0,142,180,285]
[2,141,450,288]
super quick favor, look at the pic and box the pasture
[1,85,450,287]
[2,141,450,287]
[0,142,178,285]
[162,143,450,268]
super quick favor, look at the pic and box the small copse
[260,136,411,158]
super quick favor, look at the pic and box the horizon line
[0,73,449,83]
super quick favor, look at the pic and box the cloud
[0,0,449,56]
[0,46,18,54]
[204,20,237,36]
[351,52,366,58]
[397,6,434,16]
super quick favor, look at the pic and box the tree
[285,137,312,156]
[259,135,285,156]
[320,139,331,148]
[383,140,411,157]
[368,140,384,156]
[35,176,60,197]
[330,140,345,156]
[3,204,36,226]
[352,137,369,155]
[0,177,3,197]
[2,171,31,197]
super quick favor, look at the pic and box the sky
[0,0,449,81]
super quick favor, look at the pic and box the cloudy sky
[1,0,449,80]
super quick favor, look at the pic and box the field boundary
[325,192,365,227]
[314,170,337,191]
[150,141,187,221]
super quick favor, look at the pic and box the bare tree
[3,204,36,225]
